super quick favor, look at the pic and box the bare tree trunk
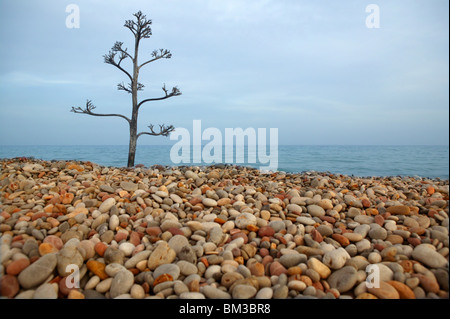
[127,120,137,167]
[127,31,140,168]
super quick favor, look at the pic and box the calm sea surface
[0,145,448,179]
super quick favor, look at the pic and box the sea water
[0,145,448,179]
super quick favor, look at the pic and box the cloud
[2,71,81,86]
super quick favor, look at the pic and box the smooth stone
[269,220,286,232]
[288,280,307,292]
[178,245,198,264]
[78,240,95,260]
[202,285,231,299]
[232,284,257,299]
[376,263,394,281]
[307,257,331,279]
[209,226,224,245]
[307,205,325,217]
[318,199,333,210]
[369,227,387,240]
[347,207,361,218]
[174,281,190,295]
[327,266,358,293]
[434,269,449,291]
[124,250,152,269]
[354,224,370,237]
[296,217,316,226]
[86,260,108,280]
[177,260,198,276]
[248,262,265,277]
[343,232,363,242]
[323,248,350,270]
[109,215,119,230]
[387,280,416,299]
[0,274,20,298]
[99,197,116,213]
[368,281,400,299]
[202,198,218,207]
[204,265,222,279]
[221,272,244,289]
[31,229,44,241]
[415,273,440,293]
[270,261,288,276]
[105,263,127,277]
[18,253,57,289]
[6,258,30,276]
[104,246,125,265]
[168,235,190,254]
[354,215,374,224]
[33,283,58,299]
[279,254,304,268]
[235,213,257,229]
[95,278,113,293]
[84,276,101,290]
[130,284,145,299]
[368,252,382,264]
[355,239,371,253]
[56,246,83,278]
[317,225,333,237]
[345,244,357,257]
[153,264,181,280]
[344,195,363,208]
[258,226,275,237]
[100,184,115,193]
[273,285,289,299]
[179,292,206,299]
[119,242,135,257]
[120,181,138,192]
[412,244,448,268]
[386,205,410,215]
[148,241,176,270]
[287,204,302,214]
[100,231,114,244]
[255,287,274,299]
[22,239,39,256]
[110,270,134,298]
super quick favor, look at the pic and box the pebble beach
[0,157,448,299]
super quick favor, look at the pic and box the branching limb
[137,124,175,139]
[137,84,181,109]
[112,41,133,61]
[139,48,172,70]
[71,100,131,124]
[117,82,144,94]
[103,50,133,82]
[124,11,152,40]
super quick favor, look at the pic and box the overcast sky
[0,0,448,146]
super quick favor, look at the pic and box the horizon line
[1,144,449,147]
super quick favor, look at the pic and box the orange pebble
[6,258,30,275]
[39,243,58,256]
[68,290,85,299]
[332,233,350,247]
[86,260,108,280]
[94,242,107,257]
[200,257,209,268]
[153,273,173,286]
[61,192,74,204]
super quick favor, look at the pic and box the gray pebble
[153,264,181,280]
[110,270,134,298]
